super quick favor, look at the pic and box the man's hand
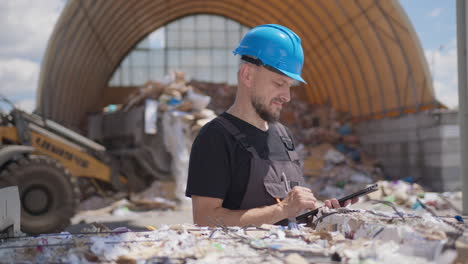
[324,197,359,209]
[280,186,317,218]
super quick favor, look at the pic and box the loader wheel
[0,155,80,234]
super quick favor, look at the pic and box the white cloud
[0,0,65,60]
[433,80,458,109]
[0,0,64,110]
[424,39,458,109]
[427,8,443,18]
[0,58,39,95]
[16,98,36,113]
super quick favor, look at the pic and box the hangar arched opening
[108,14,249,87]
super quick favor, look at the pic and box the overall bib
[215,116,306,224]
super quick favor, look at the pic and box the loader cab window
[109,14,250,87]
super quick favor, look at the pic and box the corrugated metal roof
[37,0,441,130]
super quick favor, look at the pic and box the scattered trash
[1,209,466,263]
[112,206,134,217]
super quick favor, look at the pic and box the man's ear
[239,63,254,89]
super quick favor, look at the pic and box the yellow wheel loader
[0,97,171,235]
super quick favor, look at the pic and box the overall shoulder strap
[214,116,260,158]
[272,122,300,161]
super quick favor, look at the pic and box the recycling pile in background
[367,180,463,214]
[87,72,217,209]
[1,201,467,263]
[86,71,453,211]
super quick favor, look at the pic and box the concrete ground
[67,204,193,233]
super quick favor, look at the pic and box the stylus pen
[282,172,298,230]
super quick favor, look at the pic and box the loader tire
[0,155,80,234]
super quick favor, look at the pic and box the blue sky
[400,0,456,50]
[0,0,459,112]
[400,0,458,108]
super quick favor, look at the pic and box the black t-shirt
[185,112,294,209]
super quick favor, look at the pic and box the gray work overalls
[215,116,306,225]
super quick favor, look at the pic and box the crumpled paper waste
[1,204,466,264]
[368,180,463,212]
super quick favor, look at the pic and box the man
[186,24,356,227]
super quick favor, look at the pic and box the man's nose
[280,87,291,103]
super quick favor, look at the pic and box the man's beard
[251,96,280,122]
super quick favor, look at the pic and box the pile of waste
[188,80,236,115]
[278,90,384,199]
[2,202,466,263]
[89,72,396,207]
[368,180,463,213]
[311,205,467,263]
[90,72,218,205]
[120,71,218,135]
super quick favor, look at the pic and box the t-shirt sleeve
[185,124,231,199]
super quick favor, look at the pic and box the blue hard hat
[233,24,306,83]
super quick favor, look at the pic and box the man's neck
[227,103,269,131]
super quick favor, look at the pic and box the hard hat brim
[276,68,307,84]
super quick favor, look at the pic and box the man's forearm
[191,187,317,227]
[194,202,287,227]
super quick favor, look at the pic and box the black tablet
[296,183,379,223]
